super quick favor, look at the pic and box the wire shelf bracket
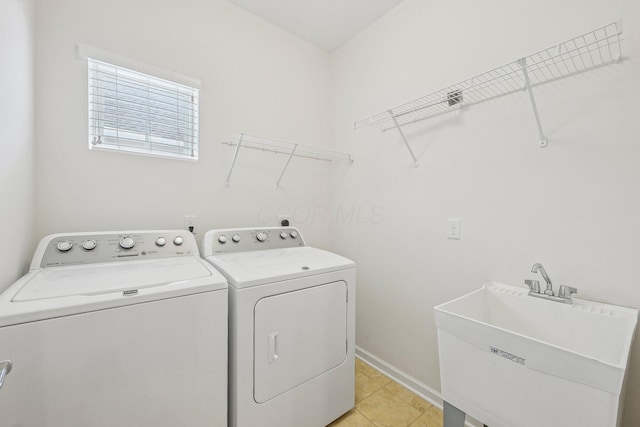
[222,133,353,188]
[354,21,624,163]
[276,144,298,187]
[389,110,419,167]
[519,57,548,148]
[225,133,245,186]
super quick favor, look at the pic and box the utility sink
[434,282,638,427]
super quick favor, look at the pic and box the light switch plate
[448,218,461,240]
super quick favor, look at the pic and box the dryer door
[254,281,347,403]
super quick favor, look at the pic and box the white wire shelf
[222,133,353,187]
[354,21,624,165]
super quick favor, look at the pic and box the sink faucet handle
[524,279,541,293]
[558,285,578,299]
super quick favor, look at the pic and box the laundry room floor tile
[408,406,444,427]
[357,388,422,426]
[384,381,432,413]
[328,358,444,427]
[329,409,376,427]
[355,358,393,387]
[355,370,384,402]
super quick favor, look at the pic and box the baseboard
[355,346,483,427]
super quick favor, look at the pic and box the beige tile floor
[328,358,444,427]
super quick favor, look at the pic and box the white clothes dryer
[0,230,228,427]
[201,227,356,427]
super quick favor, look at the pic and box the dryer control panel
[35,230,198,268]
[203,227,306,255]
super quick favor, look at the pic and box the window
[88,58,199,160]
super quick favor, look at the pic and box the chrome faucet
[531,263,553,296]
[525,263,577,304]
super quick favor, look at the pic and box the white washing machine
[201,227,356,427]
[0,230,228,427]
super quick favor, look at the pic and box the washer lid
[205,246,354,288]
[13,257,222,302]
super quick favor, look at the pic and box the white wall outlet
[184,215,197,233]
[447,218,461,240]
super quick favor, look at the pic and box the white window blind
[88,58,199,160]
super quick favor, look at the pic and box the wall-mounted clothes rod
[222,133,353,187]
[354,21,624,165]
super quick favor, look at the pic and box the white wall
[34,0,335,249]
[0,0,35,292]
[330,0,640,424]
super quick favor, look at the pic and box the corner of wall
[0,0,37,291]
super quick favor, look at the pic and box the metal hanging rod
[223,133,353,187]
[354,21,624,163]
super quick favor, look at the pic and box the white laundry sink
[434,282,638,427]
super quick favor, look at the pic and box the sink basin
[434,282,638,427]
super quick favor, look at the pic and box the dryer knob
[173,236,184,246]
[155,237,166,247]
[256,232,268,242]
[82,240,97,250]
[119,236,136,249]
[280,232,288,239]
[290,231,298,239]
[218,235,228,244]
[232,234,241,243]
[57,240,73,252]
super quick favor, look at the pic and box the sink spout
[531,263,553,296]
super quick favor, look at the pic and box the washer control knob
[173,236,184,246]
[57,240,73,252]
[232,234,241,243]
[280,232,288,239]
[82,240,97,251]
[290,231,298,239]
[119,236,136,249]
[218,235,228,244]
[155,237,166,247]
[256,232,268,242]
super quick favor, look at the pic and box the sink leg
[443,401,466,427]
